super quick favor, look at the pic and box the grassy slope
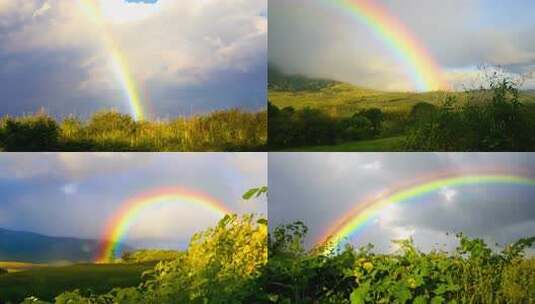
[0,263,153,303]
[269,82,535,118]
[0,261,49,273]
[269,80,535,151]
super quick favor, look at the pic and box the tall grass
[0,109,267,151]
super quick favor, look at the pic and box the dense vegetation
[405,78,535,151]
[268,70,535,151]
[0,109,266,152]
[263,223,535,303]
[13,217,534,304]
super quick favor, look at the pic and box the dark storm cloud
[269,153,535,252]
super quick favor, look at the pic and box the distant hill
[268,65,338,92]
[0,228,131,263]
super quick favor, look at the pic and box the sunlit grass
[0,109,267,152]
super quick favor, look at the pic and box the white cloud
[32,1,50,18]
[61,183,78,195]
[0,0,266,90]
[439,187,458,203]
[362,160,382,170]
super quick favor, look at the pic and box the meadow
[268,72,535,151]
[0,263,153,303]
[0,109,267,152]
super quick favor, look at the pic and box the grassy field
[269,82,535,118]
[0,261,49,273]
[0,109,267,152]
[0,263,153,303]
[283,136,405,152]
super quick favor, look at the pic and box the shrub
[0,114,59,151]
[409,102,437,123]
[357,108,384,135]
[405,79,535,151]
[0,109,266,151]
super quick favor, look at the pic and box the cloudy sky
[0,0,267,119]
[269,0,535,91]
[0,153,267,249]
[269,153,535,253]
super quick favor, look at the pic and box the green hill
[0,228,133,263]
[268,71,535,118]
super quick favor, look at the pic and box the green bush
[405,79,535,151]
[357,108,384,135]
[0,113,59,151]
[409,102,437,124]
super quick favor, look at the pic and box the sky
[269,153,535,253]
[269,0,535,91]
[0,0,267,119]
[0,153,267,250]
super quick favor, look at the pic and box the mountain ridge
[0,227,132,263]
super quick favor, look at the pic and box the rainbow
[78,0,146,120]
[317,174,535,252]
[96,188,231,263]
[322,0,448,91]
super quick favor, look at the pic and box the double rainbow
[322,0,448,91]
[317,174,535,252]
[96,188,231,263]
[78,0,146,120]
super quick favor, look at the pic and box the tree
[357,108,384,135]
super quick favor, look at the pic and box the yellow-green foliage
[501,257,535,303]
[42,214,267,304]
[0,109,266,151]
[143,214,268,303]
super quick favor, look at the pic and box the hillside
[268,70,535,118]
[0,228,131,263]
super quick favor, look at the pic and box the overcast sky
[269,0,535,91]
[0,0,267,119]
[269,153,535,253]
[0,153,267,250]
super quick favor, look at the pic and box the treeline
[22,216,535,304]
[120,250,183,264]
[268,102,390,148]
[269,79,535,151]
[0,109,267,152]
